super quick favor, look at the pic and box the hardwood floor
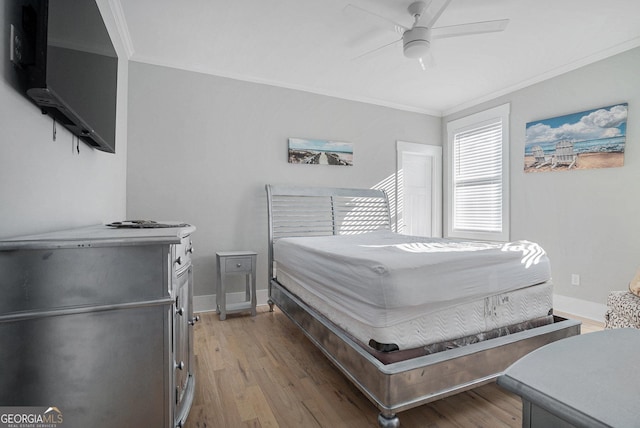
[185,306,604,428]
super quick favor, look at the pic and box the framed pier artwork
[288,138,353,166]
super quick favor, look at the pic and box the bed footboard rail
[270,279,581,422]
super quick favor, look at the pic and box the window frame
[446,103,510,241]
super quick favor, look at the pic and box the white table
[498,328,640,428]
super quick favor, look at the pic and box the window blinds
[452,120,503,233]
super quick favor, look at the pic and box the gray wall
[444,47,640,310]
[126,61,441,297]
[0,1,128,239]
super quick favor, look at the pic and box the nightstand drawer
[224,257,252,273]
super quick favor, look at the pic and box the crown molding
[101,0,135,59]
[128,54,442,117]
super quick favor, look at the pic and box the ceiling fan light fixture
[403,26,431,58]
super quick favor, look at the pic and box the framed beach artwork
[288,138,353,166]
[524,103,627,172]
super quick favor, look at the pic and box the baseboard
[194,290,269,313]
[553,294,607,322]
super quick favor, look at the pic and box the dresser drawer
[173,236,194,273]
[224,257,253,273]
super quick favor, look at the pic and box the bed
[266,184,581,427]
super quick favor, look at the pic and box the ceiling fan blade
[352,38,402,61]
[431,19,509,39]
[418,0,453,28]
[343,4,407,35]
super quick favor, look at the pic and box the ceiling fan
[346,0,509,68]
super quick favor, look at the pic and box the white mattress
[273,230,552,329]
[277,268,553,350]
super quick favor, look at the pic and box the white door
[396,141,442,237]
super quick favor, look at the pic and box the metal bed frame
[265,184,581,427]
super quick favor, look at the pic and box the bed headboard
[265,184,391,281]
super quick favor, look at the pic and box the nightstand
[216,251,257,320]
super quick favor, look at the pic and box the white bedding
[273,230,551,329]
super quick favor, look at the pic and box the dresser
[0,224,197,428]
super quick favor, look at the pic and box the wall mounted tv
[13,0,118,153]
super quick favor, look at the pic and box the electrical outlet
[571,274,580,286]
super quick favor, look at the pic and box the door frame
[396,141,442,237]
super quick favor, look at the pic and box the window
[446,104,510,241]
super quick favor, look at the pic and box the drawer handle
[175,256,182,266]
[176,307,184,316]
[236,263,242,268]
[175,361,185,370]
[188,315,200,326]
[187,246,194,254]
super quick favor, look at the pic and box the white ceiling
[115,0,640,116]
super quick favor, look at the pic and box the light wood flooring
[185,306,603,428]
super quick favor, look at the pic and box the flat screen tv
[14,0,118,153]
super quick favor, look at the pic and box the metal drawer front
[224,257,252,273]
[173,237,193,275]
